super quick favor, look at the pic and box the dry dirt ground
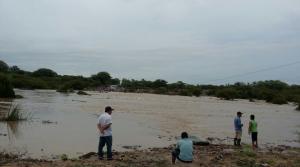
[1,144,299,167]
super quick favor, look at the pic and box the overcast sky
[0,0,299,84]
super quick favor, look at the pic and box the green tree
[91,72,112,86]
[9,65,21,72]
[32,68,58,77]
[255,80,288,91]
[168,81,186,90]
[111,78,120,85]
[0,60,9,72]
[152,79,167,88]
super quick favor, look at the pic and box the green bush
[179,89,192,96]
[154,87,168,94]
[192,88,202,97]
[216,88,238,100]
[60,154,68,161]
[270,95,287,105]
[57,80,87,93]
[11,75,48,89]
[0,74,15,98]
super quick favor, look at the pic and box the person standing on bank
[234,111,243,146]
[248,114,258,149]
[97,106,113,160]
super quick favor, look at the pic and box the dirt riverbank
[1,144,299,167]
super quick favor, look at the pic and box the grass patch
[242,145,257,158]
[0,103,31,121]
[236,158,259,167]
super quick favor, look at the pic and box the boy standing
[248,114,258,149]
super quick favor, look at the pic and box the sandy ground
[1,144,299,167]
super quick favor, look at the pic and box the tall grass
[0,103,31,121]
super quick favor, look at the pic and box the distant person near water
[97,106,113,160]
[172,132,193,164]
[234,111,243,146]
[248,114,258,149]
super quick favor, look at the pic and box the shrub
[270,95,287,105]
[11,75,48,89]
[0,74,15,98]
[216,88,238,100]
[179,89,192,96]
[60,154,68,161]
[192,88,202,97]
[153,87,168,94]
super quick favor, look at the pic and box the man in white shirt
[97,106,113,160]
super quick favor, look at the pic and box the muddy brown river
[0,89,299,158]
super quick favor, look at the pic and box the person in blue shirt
[234,111,243,146]
[172,132,193,164]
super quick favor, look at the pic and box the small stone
[260,163,269,167]
[223,149,234,154]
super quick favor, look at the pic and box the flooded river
[0,89,299,158]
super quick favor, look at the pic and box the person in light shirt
[172,132,193,164]
[97,106,113,160]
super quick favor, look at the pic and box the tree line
[0,60,299,109]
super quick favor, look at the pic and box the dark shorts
[251,132,258,142]
[172,149,192,163]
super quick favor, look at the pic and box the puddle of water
[0,89,299,158]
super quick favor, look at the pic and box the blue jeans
[98,136,112,159]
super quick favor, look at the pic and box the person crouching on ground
[248,114,258,149]
[97,106,113,160]
[172,132,193,164]
[234,111,243,146]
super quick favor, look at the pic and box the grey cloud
[0,0,300,84]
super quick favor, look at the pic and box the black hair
[250,114,255,120]
[181,132,188,139]
[105,106,113,112]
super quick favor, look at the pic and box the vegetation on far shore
[1,60,300,106]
